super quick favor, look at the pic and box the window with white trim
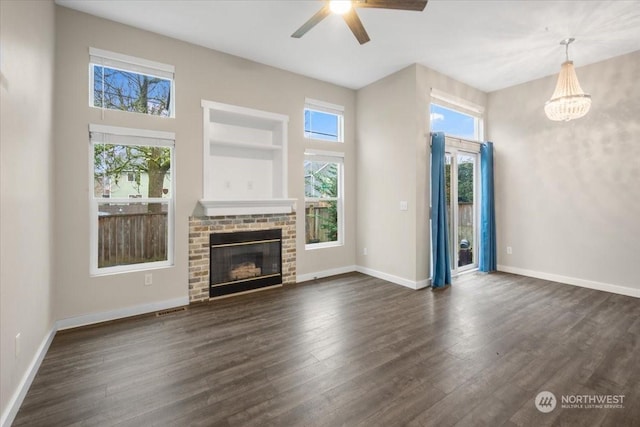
[430,89,484,141]
[304,98,344,142]
[89,48,175,117]
[90,124,175,275]
[304,150,344,248]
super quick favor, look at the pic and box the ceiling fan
[291,0,428,45]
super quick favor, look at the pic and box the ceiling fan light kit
[329,1,353,15]
[544,38,592,122]
[291,0,428,45]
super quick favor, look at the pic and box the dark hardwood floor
[13,272,640,426]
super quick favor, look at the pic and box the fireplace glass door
[210,229,282,297]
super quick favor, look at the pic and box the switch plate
[400,201,408,211]
[144,273,153,286]
[507,246,513,255]
[363,247,368,256]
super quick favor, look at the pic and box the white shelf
[210,139,282,151]
[201,99,295,215]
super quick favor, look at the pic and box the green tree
[306,162,338,242]
[457,162,474,203]
[445,162,474,204]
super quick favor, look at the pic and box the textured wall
[487,50,640,294]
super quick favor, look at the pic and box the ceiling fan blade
[343,9,370,44]
[355,0,428,11]
[291,4,331,38]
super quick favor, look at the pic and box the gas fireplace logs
[229,262,262,280]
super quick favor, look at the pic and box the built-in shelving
[200,100,296,216]
[210,139,283,151]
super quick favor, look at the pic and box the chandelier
[544,38,591,122]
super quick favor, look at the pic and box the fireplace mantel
[199,198,296,216]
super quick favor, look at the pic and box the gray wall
[0,0,56,420]
[53,6,357,321]
[487,51,640,294]
[356,64,486,285]
[357,66,419,283]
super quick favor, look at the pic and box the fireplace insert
[209,228,282,298]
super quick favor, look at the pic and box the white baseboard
[297,265,357,283]
[1,325,56,427]
[356,266,430,290]
[497,265,640,298]
[56,296,190,331]
[1,295,190,426]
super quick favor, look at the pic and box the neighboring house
[94,171,171,199]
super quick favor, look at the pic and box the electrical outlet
[15,333,21,358]
[363,247,368,256]
[247,181,253,190]
[400,201,408,211]
[144,273,153,286]
[507,246,513,255]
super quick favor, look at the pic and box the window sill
[91,261,173,277]
[305,241,343,251]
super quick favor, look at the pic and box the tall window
[89,48,175,117]
[90,124,175,275]
[304,151,344,248]
[304,98,344,142]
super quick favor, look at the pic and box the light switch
[400,201,408,211]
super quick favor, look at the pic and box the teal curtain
[479,142,496,272]
[430,132,452,288]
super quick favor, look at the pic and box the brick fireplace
[188,214,296,302]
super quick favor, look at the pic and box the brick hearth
[188,214,296,302]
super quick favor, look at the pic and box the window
[304,150,344,248]
[430,89,484,141]
[127,171,140,182]
[89,48,175,117]
[90,124,175,275]
[304,98,344,142]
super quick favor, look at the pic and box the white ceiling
[56,0,640,92]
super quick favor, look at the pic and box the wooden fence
[305,204,334,244]
[98,212,167,267]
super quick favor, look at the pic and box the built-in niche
[200,100,296,216]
